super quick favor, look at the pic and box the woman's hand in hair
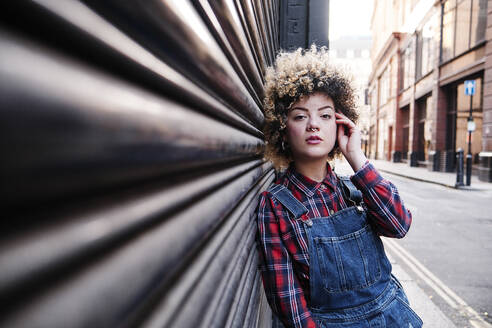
[335,112,367,172]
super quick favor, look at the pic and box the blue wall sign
[464,80,476,96]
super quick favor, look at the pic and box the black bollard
[456,148,464,188]
[466,153,472,186]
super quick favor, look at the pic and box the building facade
[368,0,492,182]
[329,36,373,156]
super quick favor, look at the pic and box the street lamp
[464,80,476,186]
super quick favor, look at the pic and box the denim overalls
[269,176,423,328]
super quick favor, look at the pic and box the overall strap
[268,184,308,219]
[338,175,363,206]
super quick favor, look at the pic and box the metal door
[0,1,279,327]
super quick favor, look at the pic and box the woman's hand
[335,112,367,172]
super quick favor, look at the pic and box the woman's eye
[321,113,332,119]
[294,115,306,120]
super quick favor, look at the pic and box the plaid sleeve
[256,192,317,328]
[350,161,412,238]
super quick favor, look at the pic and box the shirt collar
[285,162,338,197]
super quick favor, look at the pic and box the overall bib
[269,177,423,328]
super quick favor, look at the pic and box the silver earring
[281,141,286,151]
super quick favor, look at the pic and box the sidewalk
[371,159,492,192]
[386,251,457,328]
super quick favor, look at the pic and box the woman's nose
[307,117,320,130]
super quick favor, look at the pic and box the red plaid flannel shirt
[256,161,412,328]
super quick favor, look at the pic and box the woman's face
[285,92,337,163]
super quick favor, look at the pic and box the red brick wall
[434,87,448,151]
[482,0,492,151]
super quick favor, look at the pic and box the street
[382,172,492,327]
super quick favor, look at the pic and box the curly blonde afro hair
[263,45,359,170]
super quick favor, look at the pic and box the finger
[335,113,354,123]
[335,118,356,128]
[337,124,346,139]
[335,112,350,120]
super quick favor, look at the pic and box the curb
[375,168,485,191]
[376,168,456,189]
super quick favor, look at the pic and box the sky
[329,0,374,40]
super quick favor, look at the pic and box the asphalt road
[381,172,492,326]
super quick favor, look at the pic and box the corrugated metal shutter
[0,1,279,327]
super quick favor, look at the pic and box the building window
[441,1,456,62]
[440,0,488,63]
[401,38,415,90]
[417,12,437,79]
[379,68,390,106]
[471,0,487,45]
[370,87,377,113]
[455,0,472,55]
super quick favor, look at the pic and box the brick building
[368,0,492,182]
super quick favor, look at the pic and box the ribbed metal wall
[0,1,279,327]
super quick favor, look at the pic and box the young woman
[256,47,423,328]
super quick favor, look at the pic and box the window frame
[440,0,488,64]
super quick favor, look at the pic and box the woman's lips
[306,135,322,144]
